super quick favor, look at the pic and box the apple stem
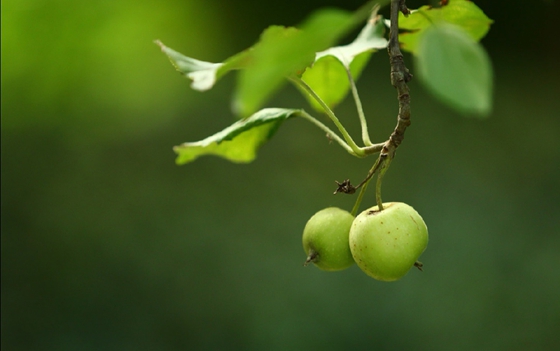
[304,250,318,266]
[350,155,384,215]
[375,156,392,211]
[351,180,369,216]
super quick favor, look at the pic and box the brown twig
[334,0,412,195]
[382,0,412,160]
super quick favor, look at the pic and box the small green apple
[349,202,428,281]
[302,207,355,271]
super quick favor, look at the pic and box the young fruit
[302,207,355,271]
[349,202,428,281]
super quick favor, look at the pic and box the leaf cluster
[157,0,493,165]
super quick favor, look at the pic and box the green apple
[302,207,355,271]
[349,202,428,281]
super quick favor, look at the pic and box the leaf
[155,40,249,91]
[233,1,379,117]
[300,13,388,112]
[416,23,493,116]
[157,1,383,117]
[173,108,299,164]
[397,0,493,54]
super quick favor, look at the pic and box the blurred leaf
[233,1,380,117]
[173,108,299,164]
[416,23,493,116]
[397,0,493,54]
[155,40,250,91]
[300,13,388,112]
[157,27,306,94]
[158,1,385,117]
[156,41,222,91]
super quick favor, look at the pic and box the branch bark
[382,0,412,160]
[334,0,413,197]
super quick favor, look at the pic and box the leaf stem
[346,68,372,146]
[297,110,355,155]
[363,142,385,155]
[290,76,364,157]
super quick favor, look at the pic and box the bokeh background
[2,0,559,350]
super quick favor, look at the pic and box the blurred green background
[2,0,559,350]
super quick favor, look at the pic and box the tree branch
[382,0,412,159]
[333,0,413,197]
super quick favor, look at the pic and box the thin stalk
[375,156,392,210]
[363,142,386,155]
[346,68,372,146]
[350,156,383,216]
[297,110,355,155]
[351,177,371,216]
[290,76,364,156]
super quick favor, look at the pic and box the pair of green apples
[302,203,428,281]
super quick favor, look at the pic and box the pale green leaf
[398,0,493,54]
[173,108,299,164]
[155,40,249,91]
[416,23,493,116]
[300,14,388,112]
[157,1,384,116]
[233,1,379,117]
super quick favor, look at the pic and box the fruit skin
[302,207,355,271]
[349,202,428,281]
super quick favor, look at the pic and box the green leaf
[300,13,388,112]
[155,40,249,91]
[173,108,299,164]
[398,0,493,54]
[157,2,384,117]
[233,1,379,117]
[416,23,493,116]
